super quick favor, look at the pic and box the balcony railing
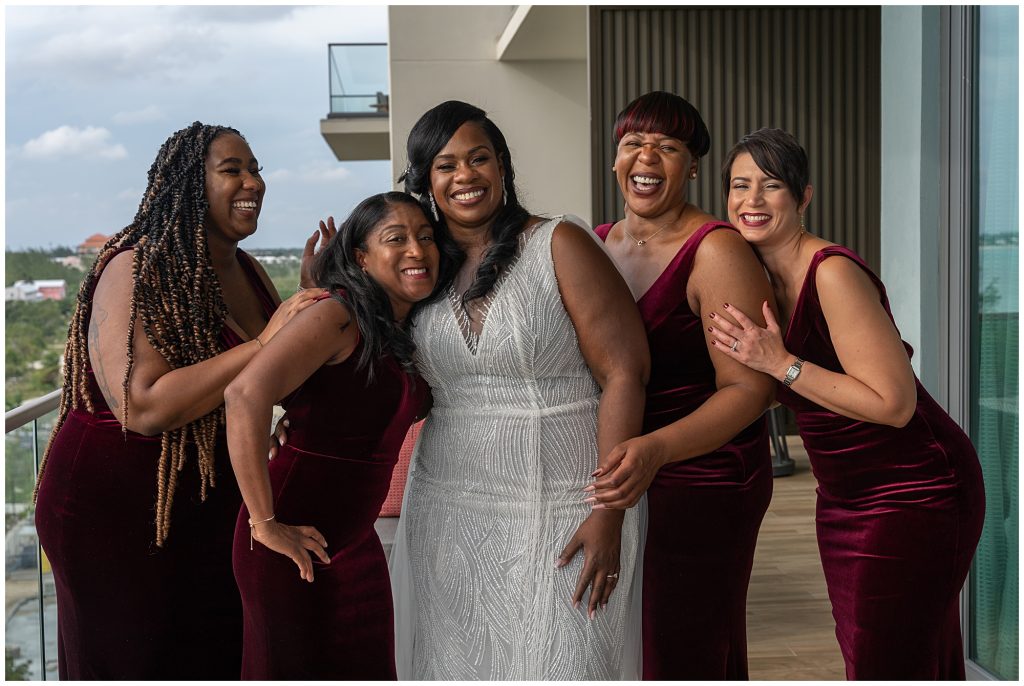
[328,43,388,117]
[5,389,60,681]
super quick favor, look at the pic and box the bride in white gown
[389,101,651,680]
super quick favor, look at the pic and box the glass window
[969,5,1018,680]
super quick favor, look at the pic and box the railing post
[32,417,47,681]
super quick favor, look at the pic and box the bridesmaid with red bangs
[588,91,776,679]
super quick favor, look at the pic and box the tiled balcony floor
[747,438,847,680]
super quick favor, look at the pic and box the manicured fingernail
[268,451,273,460]
[724,302,731,308]
[582,485,595,493]
[592,503,606,510]
[602,602,608,609]
[709,312,715,319]
[584,497,597,504]
[573,600,580,609]
[591,467,603,477]
[707,327,714,333]
[589,608,596,620]
[284,419,290,427]
[555,558,566,568]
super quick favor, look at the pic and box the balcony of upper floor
[320,42,390,162]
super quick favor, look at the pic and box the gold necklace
[619,205,687,246]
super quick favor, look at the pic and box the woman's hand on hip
[708,300,791,380]
[251,520,330,582]
[584,435,665,509]
[556,510,624,618]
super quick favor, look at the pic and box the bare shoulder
[815,251,879,297]
[551,217,611,267]
[696,224,755,257]
[91,249,135,300]
[693,225,762,276]
[298,294,354,329]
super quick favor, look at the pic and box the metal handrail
[6,387,60,681]
[6,389,61,433]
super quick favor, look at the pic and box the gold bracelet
[248,513,275,550]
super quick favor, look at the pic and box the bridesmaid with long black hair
[710,127,984,679]
[587,91,776,679]
[227,192,441,679]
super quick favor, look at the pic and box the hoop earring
[428,192,439,222]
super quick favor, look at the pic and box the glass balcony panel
[329,43,388,116]
[5,408,58,680]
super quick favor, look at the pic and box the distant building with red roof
[78,233,109,256]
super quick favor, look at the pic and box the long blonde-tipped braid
[34,122,240,548]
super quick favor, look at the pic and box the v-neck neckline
[634,221,722,305]
[781,247,833,347]
[446,218,548,356]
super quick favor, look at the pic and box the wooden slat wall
[590,6,881,270]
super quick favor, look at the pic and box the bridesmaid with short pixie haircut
[713,127,985,679]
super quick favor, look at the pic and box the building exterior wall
[880,6,934,384]
[387,5,593,224]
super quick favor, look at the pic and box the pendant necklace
[620,204,687,246]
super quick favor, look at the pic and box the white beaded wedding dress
[390,216,644,680]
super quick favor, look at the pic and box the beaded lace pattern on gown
[390,216,644,680]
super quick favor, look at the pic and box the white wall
[388,6,593,225]
[880,6,940,389]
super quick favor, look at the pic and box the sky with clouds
[6,5,391,250]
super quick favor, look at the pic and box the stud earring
[689,171,697,180]
[428,192,439,222]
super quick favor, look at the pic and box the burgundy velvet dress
[778,246,985,680]
[34,249,273,680]
[595,221,773,680]
[232,330,425,680]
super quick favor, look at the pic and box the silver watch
[782,357,804,387]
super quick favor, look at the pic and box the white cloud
[8,6,386,87]
[298,161,353,183]
[264,160,353,184]
[23,126,128,160]
[113,105,164,125]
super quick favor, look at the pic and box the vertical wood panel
[593,7,881,271]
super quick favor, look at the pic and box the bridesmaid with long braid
[710,127,984,679]
[34,123,321,679]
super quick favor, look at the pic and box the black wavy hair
[311,191,439,379]
[398,100,530,305]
